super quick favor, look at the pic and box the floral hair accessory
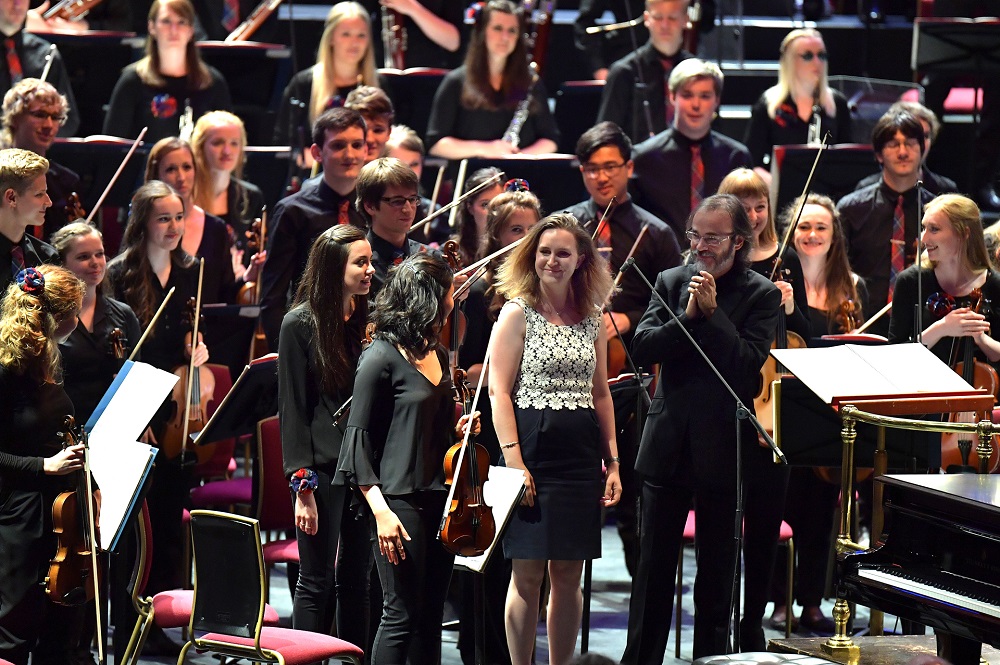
[290,468,319,494]
[504,178,530,193]
[15,268,44,296]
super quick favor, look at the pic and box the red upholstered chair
[120,503,280,665]
[255,415,299,599]
[181,509,363,665]
[673,511,795,658]
[190,364,253,513]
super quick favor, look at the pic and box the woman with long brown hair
[103,0,232,143]
[426,0,558,159]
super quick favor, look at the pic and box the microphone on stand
[620,257,787,463]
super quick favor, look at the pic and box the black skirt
[502,406,603,560]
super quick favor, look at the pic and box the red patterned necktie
[222,0,241,32]
[5,38,22,85]
[10,244,25,277]
[338,199,351,226]
[690,144,704,214]
[889,194,905,301]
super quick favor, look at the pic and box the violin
[162,281,217,464]
[238,213,269,360]
[934,289,1000,472]
[835,299,860,334]
[441,240,469,358]
[46,417,102,608]
[439,353,495,556]
[65,192,87,223]
[109,327,125,360]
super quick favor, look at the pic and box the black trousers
[370,492,454,665]
[293,471,371,650]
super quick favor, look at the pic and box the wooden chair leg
[785,536,795,639]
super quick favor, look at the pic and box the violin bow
[854,301,892,334]
[448,159,469,231]
[409,171,504,236]
[85,127,148,226]
[39,44,56,83]
[769,132,830,282]
[429,163,446,220]
[615,224,649,288]
[590,197,617,243]
[455,235,526,277]
[181,259,206,451]
[128,286,175,361]
[79,422,104,662]
[437,338,493,536]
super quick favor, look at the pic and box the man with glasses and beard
[622,194,780,664]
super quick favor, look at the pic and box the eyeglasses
[883,138,921,151]
[27,110,67,123]
[581,162,627,179]
[685,230,734,246]
[797,50,828,62]
[380,195,420,209]
[504,178,530,192]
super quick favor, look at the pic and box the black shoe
[798,609,836,635]
[142,625,184,657]
[768,605,798,632]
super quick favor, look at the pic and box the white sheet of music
[771,343,975,404]
[86,360,179,551]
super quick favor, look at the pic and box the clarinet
[502,73,538,149]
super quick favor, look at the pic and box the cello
[934,289,1000,472]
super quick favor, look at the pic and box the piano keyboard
[857,566,1000,619]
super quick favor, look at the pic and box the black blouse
[888,267,1000,374]
[743,90,852,169]
[59,296,141,426]
[278,304,365,478]
[749,248,811,341]
[337,339,456,495]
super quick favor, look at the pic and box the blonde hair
[311,2,378,124]
[718,168,775,246]
[764,29,836,120]
[0,148,48,195]
[494,213,614,317]
[921,194,991,272]
[0,264,84,382]
[191,110,247,210]
[0,79,68,149]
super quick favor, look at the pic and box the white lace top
[512,298,600,410]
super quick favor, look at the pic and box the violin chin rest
[49,585,89,607]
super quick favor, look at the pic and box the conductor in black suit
[622,194,780,664]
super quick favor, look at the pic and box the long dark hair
[371,253,453,356]
[138,0,212,90]
[292,225,368,392]
[108,180,194,327]
[457,167,502,264]
[461,0,532,112]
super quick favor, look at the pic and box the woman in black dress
[425,0,558,159]
[453,167,504,266]
[52,222,141,425]
[278,225,374,645]
[103,0,232,143]
[742,28,851,185]
[337,252,479,665]
[489,214,619,665]
[106,181,209,598]
[0,265,86,665]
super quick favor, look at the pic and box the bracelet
[289,468,319,495]
[605,456,621,465]
[500,441,519,450]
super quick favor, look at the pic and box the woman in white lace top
[489,213,621,665]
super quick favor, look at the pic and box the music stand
[192,353,279,447]
[467,156,588,213]
[827,75,924,144]
[770,144,881,221]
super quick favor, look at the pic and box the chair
[674,511,795,658]
[255,415,299,600]
[181,509,364,664]
[190,364,253,513]
[120,502,281,665]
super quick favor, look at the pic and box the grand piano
[840,474,1000,665]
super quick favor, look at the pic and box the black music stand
[467,156,587,212]
[48,138,150,212]
[770,144,881,222]
[192,353,279,447]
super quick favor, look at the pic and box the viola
[755,260,807,438]
[935,289,1000,472]
[46,416,102,608]
[162,283,217,464]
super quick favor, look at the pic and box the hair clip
[15,267,44,296]
[504,178,530,193]
[466,1,485,26]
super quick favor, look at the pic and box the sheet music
[454,465,526,573]
[771,343,975,404]
[86,361,179,550]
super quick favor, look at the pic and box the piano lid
[881,473,1000,511]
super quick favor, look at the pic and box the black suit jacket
[631,264,779,488]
